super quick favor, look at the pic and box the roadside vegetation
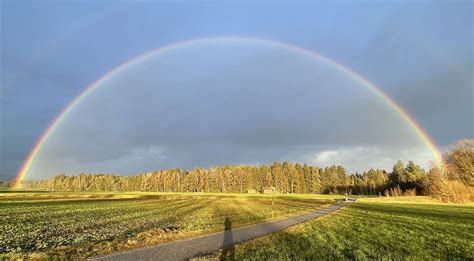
[0,192,332,259]
[202,197,474,260]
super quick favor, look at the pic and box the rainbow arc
[13,36,443,189]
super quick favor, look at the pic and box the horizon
[0,157,438,184]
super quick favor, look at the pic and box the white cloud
[309,146,434,173]
[314,150,339,163]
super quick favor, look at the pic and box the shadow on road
[220,217,235,261]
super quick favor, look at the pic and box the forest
[5,140,473,202]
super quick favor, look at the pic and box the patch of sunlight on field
[358,196,437,204]
[358,196,474,206]
[0,190,351,201]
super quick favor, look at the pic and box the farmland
[2,192,472,260]
[0,191,334,259]
[201,197,474,260]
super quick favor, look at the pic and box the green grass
[0,192,333,259]
[5,192,467,260]
[204,198,474,260]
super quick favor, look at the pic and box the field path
[92,201,350,261]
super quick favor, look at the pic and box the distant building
[246,189,257,194]
[262,186,279,194]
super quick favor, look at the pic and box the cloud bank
[27,40,434,178]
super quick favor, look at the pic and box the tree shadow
[220,217,235,261]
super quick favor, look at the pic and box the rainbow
[12,36,444,189]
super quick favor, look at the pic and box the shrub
[403,189,417,196]
[444,139,474,186]
[384,187,417,197]
[425,164,473,203]
[384,186,403,197]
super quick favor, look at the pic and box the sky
[1,0,473,180]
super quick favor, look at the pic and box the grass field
[0,191,334,259]
[3,192,472,260]
[201,197,474,260]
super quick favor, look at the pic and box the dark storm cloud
[27,41,429,177]
[1,1,472,179]
[358,2,473,147]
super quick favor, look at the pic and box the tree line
[4,140,473,202]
